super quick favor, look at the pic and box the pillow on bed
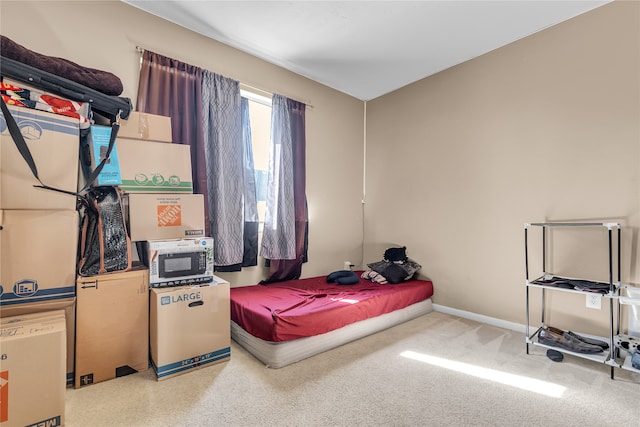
[379,263,408,284]
[367,260,391,272]
[326,270,359,285]
[401,260,422,279]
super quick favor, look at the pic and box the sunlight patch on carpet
[400,350,566,398]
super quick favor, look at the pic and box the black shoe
[547,326,609,350]
[566,331,609,350]
[546,349,564,362]
[538,327,603,354]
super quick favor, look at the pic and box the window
[241,89,271,224]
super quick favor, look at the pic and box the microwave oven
[146,237,214,287]
[158,251,207,278]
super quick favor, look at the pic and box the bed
[230,272,434,368]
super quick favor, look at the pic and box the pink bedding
[230,273,434,342]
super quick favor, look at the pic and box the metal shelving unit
[524,222,620,379]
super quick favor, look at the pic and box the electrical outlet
[586,294,602,310]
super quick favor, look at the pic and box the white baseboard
[432,304,526,334]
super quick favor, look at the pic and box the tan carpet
[65,311,639,426]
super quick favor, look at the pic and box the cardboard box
[0,298,76,387]
[146,238,214,287]
[150,278,230,380]
[0,104,80,210]
[0,210,77,307]
[117,138,193,193]
[118,111,172,142]
[0,310,66,427]
[79,124,122,186]
[75,268,149,388]
[126,193,205,241]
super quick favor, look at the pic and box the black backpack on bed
[384,246,408,263]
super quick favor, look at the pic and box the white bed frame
[231,298,433,368]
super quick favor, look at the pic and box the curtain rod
[239,83,314,110]
[136,45,313,109]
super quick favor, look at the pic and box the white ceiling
[123,0,611,101]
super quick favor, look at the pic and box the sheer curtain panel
[260,95,308,283]
[201,70,248,270]
[241,97,259,267]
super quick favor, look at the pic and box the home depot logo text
[157,204,182,227]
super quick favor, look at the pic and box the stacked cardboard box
[1,103,229,404]
[0,104,80,211]
[114,112,231,380]
[117,111,173,143]
[150,277,230,380]
[71,114,154,389]
[71,110,184,388]
[80,123,123,186]
[0,310,66,426]
[115,113,205,241]
[74,269,149,388]
[76,110,230,384]
[1,299,76,387]
[1,104,80,389]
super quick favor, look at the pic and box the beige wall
[0,0,365,287]
[365,1,639,333]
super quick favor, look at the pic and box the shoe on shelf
[566,331,609,350]
[538,326,604,354]
[632,349,640,370]
[614,334,640,352]
[545,326,609,349]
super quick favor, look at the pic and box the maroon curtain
[261,99,308,283]
[136,51,210,235]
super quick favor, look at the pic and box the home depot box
[0,298,76,387]
[126,193,205,241]
[145,237,214,288]
[118,111,172,142]
[0,210,77,307]
[117,138,193,193]
[0,310,65,427]
[79,124,122,186]
[150,278,230,380]
[0,103,79,210]
[75,268,149,388]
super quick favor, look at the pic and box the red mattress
[230,273,434,342]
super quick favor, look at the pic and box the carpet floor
[65,311,640,426]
